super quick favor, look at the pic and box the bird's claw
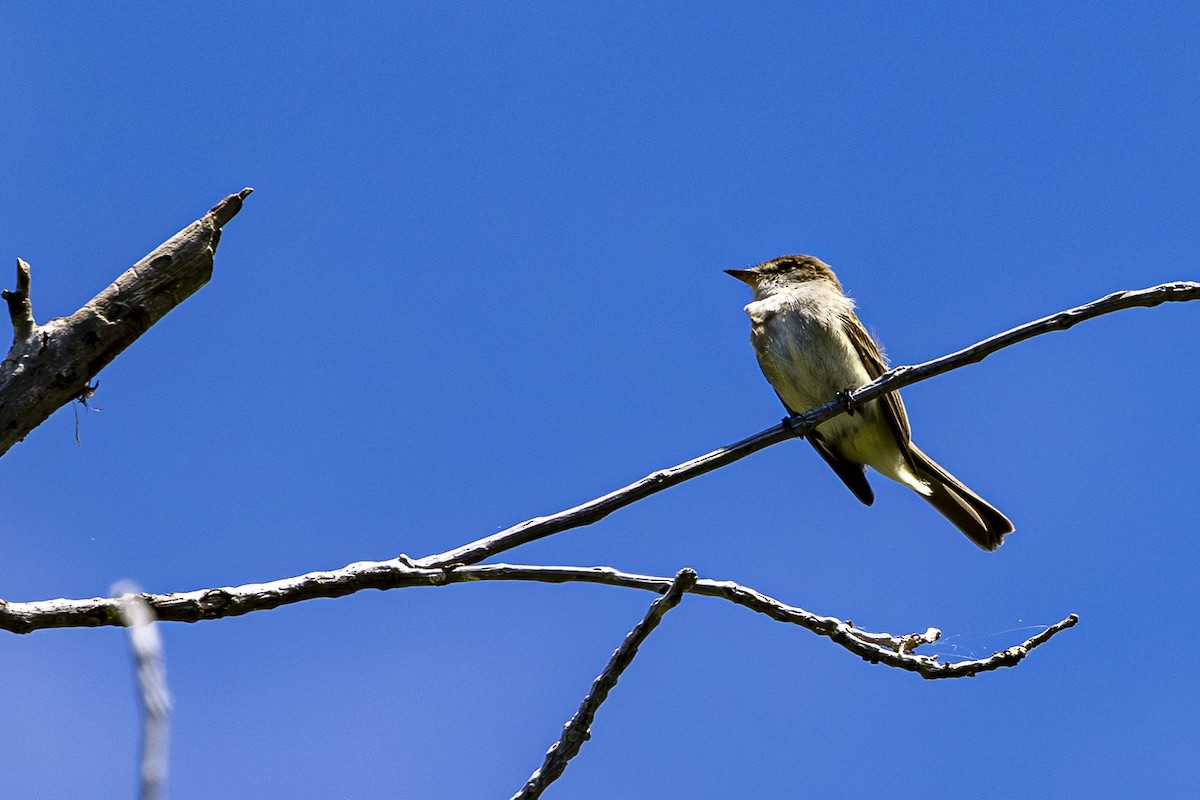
[836,389,857,416]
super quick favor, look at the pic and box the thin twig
[511,568,697,800]
[3,562,1076,679]
[413,280,1200,569]
[113,582,172,800]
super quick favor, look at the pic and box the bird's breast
[744,291,872,421]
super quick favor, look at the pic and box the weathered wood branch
[0,559,1077,679]
[2,258,35,340]
[0,188,253,457]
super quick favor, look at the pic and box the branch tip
[14,258,30,294]
[207,187,254,228]
[3,258,36,340]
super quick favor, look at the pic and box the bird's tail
[908,444,1013,551]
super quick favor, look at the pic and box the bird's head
[725,254,843,296]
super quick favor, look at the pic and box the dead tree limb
[0,560,1077,679]
[0,188,253,457]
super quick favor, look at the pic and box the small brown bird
[727,254,1013,550]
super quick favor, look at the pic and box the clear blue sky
[3,4,1198,798]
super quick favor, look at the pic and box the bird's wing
[807,430,876,505]
[775,389,876,506]
[838,311,912,447]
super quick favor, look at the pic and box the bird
[726,254,1013,550]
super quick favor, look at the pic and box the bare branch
[414,280,1200,568]
[512,567,696,800]
[113,582,172,800]
[1,561,1076,678]
[2,258,35,341]
[0,188,253,458]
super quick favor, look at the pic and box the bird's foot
[836,389,858,416]
[782,415,805,439]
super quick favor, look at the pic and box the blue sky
[2,3,1198,797]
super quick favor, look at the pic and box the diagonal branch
[0,560,1077,679]
[0,188,253,458]
[413,280,1200,568]
[511,568,696,800]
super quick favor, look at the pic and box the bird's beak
[725,268,757,286]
